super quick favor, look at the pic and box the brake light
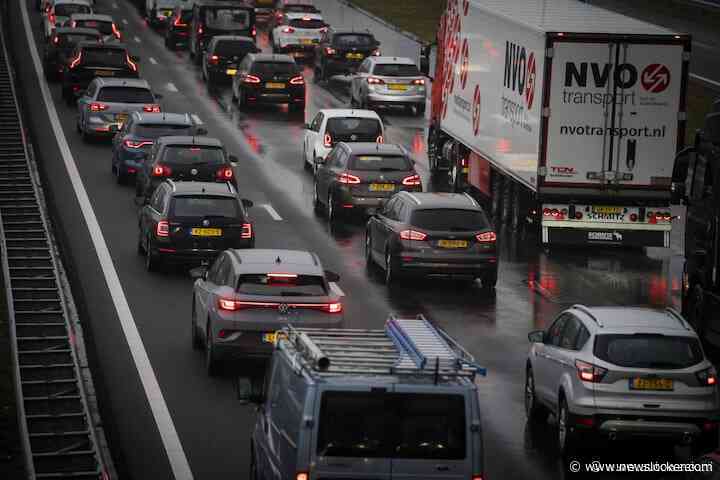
[112,23,121,40]
[324,47,336,56]
[216,166,233,180]
[323,134,332,148]
[476,231,497,243]
[198,25,203,34]
[152,164,172,177]
[399,230,427,241]
[575,360,607,383]
[209,54,219,64]
[124,139,153,149]
[376,135,384,144]
[89,102,108,112]
[302,16,311,21]
[472,476,484,480]
[289,75,305,85]
[296,474,309,480]
[218,298,239,311]
[70,51,82,69]
[697,367,718,386]
[251,26,257,37]
[52,35,59,45]
[143,104,161,113]
[127,54,138,72]
[71,20,77,27]
[319,27,328,34]
[323,303,343,313]
[241,223,253,239]
[218,300,342,313]
[338,172,360,184]
[372,49,381,56]
[412,78,425,85]
[173,16,187,27]
[367,76,384,85]
[244,74,261,84]
[543,208,551,216]
[282,26,295,33]
[268,273,298,279]
[49,13,56,25]
[156,220,169,237]
[401,174,421,186]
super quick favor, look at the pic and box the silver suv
[350,56,427,116]
[526,305,720,456]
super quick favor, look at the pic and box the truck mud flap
[545,227,668,248]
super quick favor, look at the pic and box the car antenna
[275,256,282,264]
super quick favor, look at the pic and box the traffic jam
[26,0,720,478]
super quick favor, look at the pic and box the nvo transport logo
[565,61,671,93]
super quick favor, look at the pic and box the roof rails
[279,314,486,381]
[665,307,692,330]
[571,304,603,327]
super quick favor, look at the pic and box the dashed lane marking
[149,57,158,65]
[261,204,283,221]
[133,35,141,43]
[121,18,128,25]
[112,2,118,9]
[329,282,345,297]
[690,73,720,89]
[165,82,178,92]
[190,113,203,125]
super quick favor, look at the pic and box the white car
[44,0,92,39]
[271,12,326,59]
[302,109,384,170]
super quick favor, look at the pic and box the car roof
[568,306,695,335]
[211,35,255,43]
[230,249,324,275]
[399,192,480,210]
[370,56,416,66]
[280,0,315,5]
[70,13,114,21]
[94,77,150,88]
[194,0,253,8]
[53,27,101,36]
[331,29,374,37]
[54,0,91,5]
[285,12,323,20]
[320,108,381,120]
[338,142,405,156]
[156,136,224,147]
[77,40,127,50]
[130,112,193,125]
[247,53,295,63]
[166,181,236,196]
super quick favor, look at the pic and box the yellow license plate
[346,53,363,60]
[300,38,313,45]
[369,183,394,192]
[438,239,469,249]
[226,69,237,75]
[265,82,285,89]
[262,332,276,343]
[95,70,114,76]
[630,378,673,391]
[593,206,622,214]
[388,84,408,91]
[191,228,222,237]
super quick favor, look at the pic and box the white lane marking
[690,73,720,88]
[19,2,194,479]
[190,113,203,125]
[694,40,716,50]
[165,82,179,92]
[329,282,345,297]
[133,35,141,43]
[121,18,128,25]
[261,204,283,221]
[112,2,118,9]
[149,57,158,65]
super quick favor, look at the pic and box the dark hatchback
[314,29,380,80]
[61,42,139,105]
[202,35,258,87]
[44,27,101,81]
[138,180,254,271]
[231,53,305,113]
[165,7,193,50]
[190,1,256,63]
[365,192,498,289]
[314,142,421,220]
[136,136,238,202]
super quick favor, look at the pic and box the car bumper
[366,92,426,105]
[326,59,364,74]
[396,254,498,276]
[116,154,145,174]
[246,91,305,105]
[152,244,252,264]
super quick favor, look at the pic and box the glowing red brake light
[372,49,381,56]
[268,273,298,279]
[209,54,219,64]
[412,78,425,85]
[289,75,305,85]
[241,223,253,239]
[302,16,311,21]
[126,54,138,72]
[156,220,169,237]
[52,35,60,45]
[338,173,360,184]
[216,166,233,180]
[173,16,187,27]
[198,25,204,34]
[697,367,718,386]
[323,134,332,148]
[244,74,261,84]
[251,26,257,37]
[143,104,161,113]
[218,298,239,311]
[152,164,172,177]
[112,23,121,39]
[399,230,427,241]
[89,102,108,112]
[296,473,309,480]
[367,76,384,85]
[124,139,153,149]
[49,13,56,25]
[324,47,336,56]
[70,51,82,69]
[575,359,607,383]
[376,135,384,144]
[476,231,497,243]
[282,26,295,33]
[401,174,421,186]
[323,302,342,314]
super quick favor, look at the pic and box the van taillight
[156,220,169,237]
[241,223,253,239]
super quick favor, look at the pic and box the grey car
[350,56,427,115]
[190,249,344,375]
[526,305,720,456]
[69,13,122,43]
[76,78,161,141]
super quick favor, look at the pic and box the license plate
[226,69,237,75]
[116,113,128,124]
[438,239,468,249]
[369,183,394,192]
[387,84,408,91]
[191,227,222,237]
[95,69,114,76]
[164,10,173,16]
[346,53,363,60]
[300,38,313,45]
[262,332,276,344]
[593,206,622,214]
[630,378,673,391]
[265,82,285,89]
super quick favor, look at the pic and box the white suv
[526,305,720,456]
[302,109,384,170]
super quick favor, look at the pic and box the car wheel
[137,227,145,255]
[385,249,400,285]
[312,180,322,213]
[327,191,337,222]
[525,367,549,423]
[115,163,127,185]
[365,231,376,270]
[206,323,219,376]
[480,270,497,294]
[145,235,161,272]
[191,302,202,350]
[557,396,577,457]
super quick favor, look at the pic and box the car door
[144,184,166,245]
[532,315,567,404]
[78,80,96,126]
[195,254,223,328]
[354,59,371,100]
[304,111,322,162]
[548,316,584,407]
[372,197,399,254]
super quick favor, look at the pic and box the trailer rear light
[209,54,219,64]
[367,76,384,85]
[543,208,551,216]
[216,166,234,180]
[412,78,425,85]
[338,172,361,184]
[143,104,161,113]
[152,164,172,177]
[89,102,109,112]
[697,367,717,386]
[282,26,295,33]
[400,230,427,241]
[156,220,169,237]
[574,212,583,220]
[323,133,333,148]
[401,174,421,186]
[324,47,336,56]
[244,74,261,84]
[241,223,253,239]
[576,359,607,383]
[551,209,559,217]
[289,75,305,85]
[476,231,497,243]
[124,139,153,149]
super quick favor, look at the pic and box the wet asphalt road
[13,0,711,478]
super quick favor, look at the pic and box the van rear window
[317,392,466,459]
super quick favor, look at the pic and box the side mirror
[236,376,265,405]
[196,127,208,135]
[229,154,239,163]
[303,123,311,130]
[154,93,164,100]
[242,198,254,208]
[189,266,207,280]
[704,112,720,144]
[528,330,545,343]
[314,156,326,165]
[324,270,340,283]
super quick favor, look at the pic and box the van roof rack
[278,314,486,382]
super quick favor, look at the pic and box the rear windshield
[214,40,256,57]
[334,34,375,47]
[326,117,381,142]
[97,87,154,103]
[411,209,489,231]
[251,61,297,76]
[349,155,410,171]
[132,123,192,138]
[83,47,126,67]
[161,146,226,165]
[288,18,324,29]
[204,8,250,30]
[284,5,319,13]
[77,20,113,35]
[180,11,193,22]
[59,33,99,46]
[373,64,420,77]
[169,196,239,219]
[236,274,327,296]
[594,334,704,369]
[317,392,466,459]
[55,4,91,16]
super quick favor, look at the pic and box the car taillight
[70,51,82,69]
[156,220,169,237]
[198,25,203,34]
[319,27,328,33]
[209,54,219,64]
[112,23,121,39]
[241,223,252,239]
[89,102,108,112]
[124,139,153,149]
[399,230,427,241]
[376,135,384,144]
[127,54,138,72]
[575,360,607,383]
[323,134,332,148]
[251,25,257,37]
[218,298,239,311]
[338,172,360,184]
[152,164,172,177]
[401,174,421,186]
[296,473,309,480]
[630,213,638,222]
[372,49,381,56]
[697,367,718,386]
[322,303,343,314]
[173,16,187,27]
[324,47,336,56]
[282,26,295,33]
[289,75,305,85]
[244,74,261,84]
[143,104,161,113]
[472,476,484,480]
[367,76,384,85]
[216,166,233,180]
[476,231,497,243]
[49,13,56,25]
[52,35,59,45]
[412,78,425,85]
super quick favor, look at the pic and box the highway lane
[16,0,698,478]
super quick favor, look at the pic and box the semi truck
[420,0,691,247]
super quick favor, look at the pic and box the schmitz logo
[588,231,623,242]
[501,41,535,132]
[472,84,481,135]
[641,64,671,93]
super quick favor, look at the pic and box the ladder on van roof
[281,314,487,381]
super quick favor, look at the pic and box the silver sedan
[350,56,427,116]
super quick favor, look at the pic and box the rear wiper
[377,167,404,172]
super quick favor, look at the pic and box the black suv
[314,29,380,81]
[136,136,239,202]
[137,180,254,271]
[44,27,101,81]
[201,35,258,88]
[189,0,256,64]
[231,53,305,114]
[365,192,498,289]
[62,42,140,105]
[165,6,193,50]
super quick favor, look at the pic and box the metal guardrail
[0,16,112,479]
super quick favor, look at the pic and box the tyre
[303,145,311,171]
[525,367,549,423]
[312,180,322,213]
[416,103,426,117]
[557,396,577,457]
[145,235,162,272]
[327,191,338,222]
[385,249,401,285]
[365,231,377,271]
[206,323,219,376]
[191,302,202,350]
[137,228,145,255]
[480,270,497,293]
